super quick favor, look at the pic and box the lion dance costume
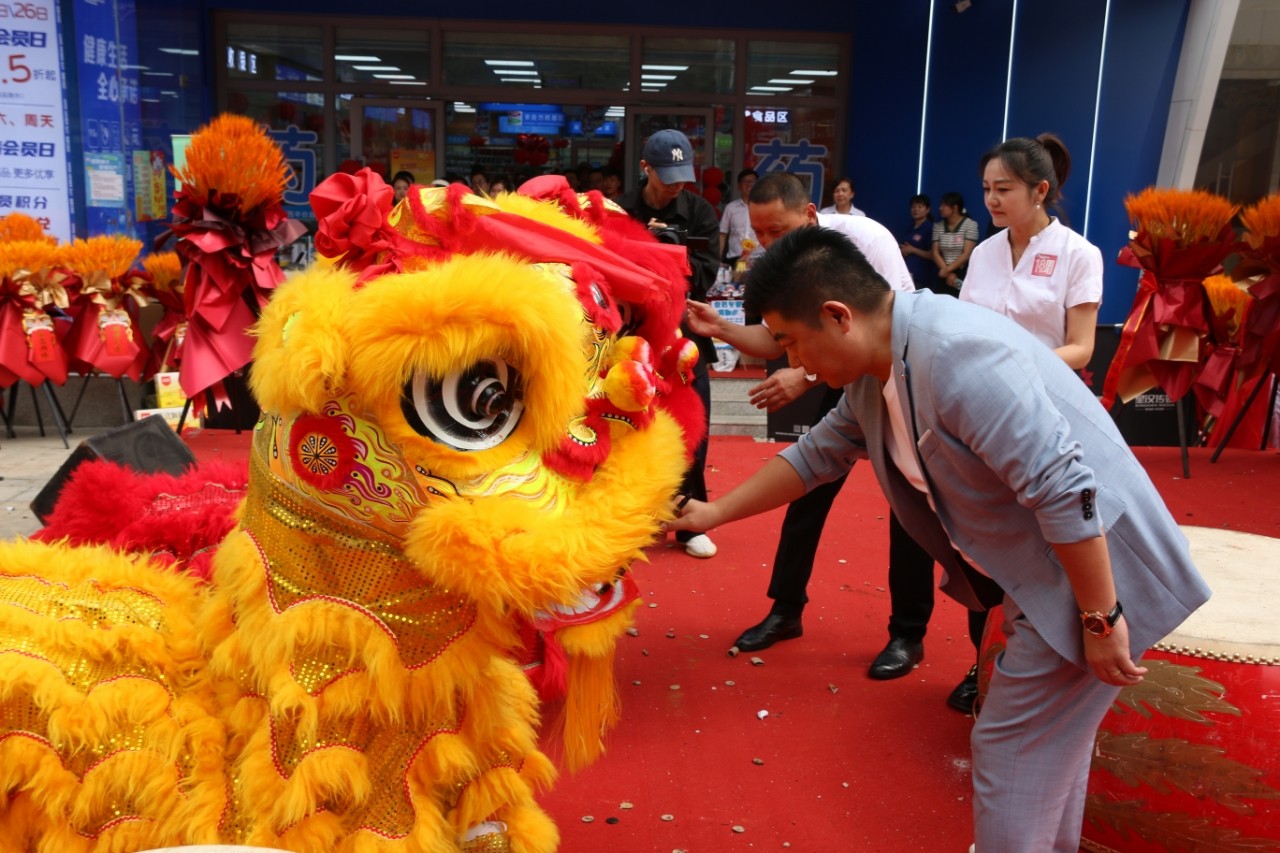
[0,152,703,850]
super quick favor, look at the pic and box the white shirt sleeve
[818,212,916,292]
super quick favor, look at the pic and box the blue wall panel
[1004,0,1107,233]
[846,2,930,228]
[920,0,1013,229]
[1088,0,1190,324]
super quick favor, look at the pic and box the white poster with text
[0,0,72,240]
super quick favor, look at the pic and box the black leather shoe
[947,665,980,714]
[733,613,803,652]
[868,637,924,680]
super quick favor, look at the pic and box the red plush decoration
[701,185,722,207]
[32,458,248,581]
[702,167,724,188]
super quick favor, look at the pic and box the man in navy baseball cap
[641,129,698,187]
[619,128,720,559]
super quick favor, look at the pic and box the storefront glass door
[349,98,441,183]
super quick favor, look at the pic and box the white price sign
[0,0,72,240]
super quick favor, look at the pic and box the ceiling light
[750,86,791,92]
[485,59,535,67]
[335,54,381,62]
[353,65,400,71]
[373,74,416,79]
[642,64,689,71]
[142,98,161,103]
[122,64,148,71]
[454,103,476,112]
[389,80,427,86]
[641,74,677,80]
[158,48,199,56]
[770,78,814,85]
[142,71,174,77]
[791,69,837,76]
[495,69,539,76]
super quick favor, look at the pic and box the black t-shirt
[618,182,721,365]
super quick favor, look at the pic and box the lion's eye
[401,359,524,451]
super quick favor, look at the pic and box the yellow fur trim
[250,263,359,415]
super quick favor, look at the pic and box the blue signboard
[73,0,142,236]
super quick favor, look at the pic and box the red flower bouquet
[1101,188,1239,409]
[162,114,307,411]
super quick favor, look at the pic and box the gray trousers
[971,600,1125,852]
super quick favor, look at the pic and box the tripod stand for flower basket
[1208,371,1278,461]
[4,381,71,448]
[65,373,135,430]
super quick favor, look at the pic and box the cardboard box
[134,407,188,431]
[154,372,186,408]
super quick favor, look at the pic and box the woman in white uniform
[961,134,1103,370]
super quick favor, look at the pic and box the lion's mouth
[531,574,639,630]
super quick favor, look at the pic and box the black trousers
[762,388,986,653]
[675,362,712,544]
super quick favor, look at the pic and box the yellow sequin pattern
[241,448,476,669]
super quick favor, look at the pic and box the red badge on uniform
[1032,254,1058,277]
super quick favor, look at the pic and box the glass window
[1194,5,1280,206]
[225,22,324,82]
[745,40,841,99]
[641,37,734,95]
[442,31,629,91]
[335,28,431,87]
[742,105,839,207]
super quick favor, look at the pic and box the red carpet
[181,430,1280,852]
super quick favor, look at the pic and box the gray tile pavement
[0,427,108,540]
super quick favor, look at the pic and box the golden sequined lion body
[0,176,700,852]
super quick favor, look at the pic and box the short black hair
[736,168,758,183]
[748,171,809,210]
[392,170,415,185]
[744,226,891,326]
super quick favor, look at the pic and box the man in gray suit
[670,226,1211,851]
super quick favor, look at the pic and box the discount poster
[0,0,73,240]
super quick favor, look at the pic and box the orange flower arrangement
[1124,187,1238,247]
[0,240,73,386]
[169,114,292,213]
[1202,274,1250,343]
[1102,187,1240,409]
[0,240,59,281]
[142,251,187,375]
[1240,192,1280,250]
[60,236,148,381]
[162,113,306,411]
[60,235,143,284]
[0,212,55,244]
[142,250,183,292]
[1235,192,1280,379]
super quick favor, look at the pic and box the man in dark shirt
[619,129,721,558]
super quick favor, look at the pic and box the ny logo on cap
[671,147,684,162]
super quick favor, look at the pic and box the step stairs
[710,372,767,439]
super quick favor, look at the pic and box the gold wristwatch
[1079,601,1123,638]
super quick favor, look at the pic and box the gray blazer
[780,289,1211,669]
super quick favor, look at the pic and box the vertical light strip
[1002,0,1020,140]
[1084,0,1113,240]
[917,0,938,193]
